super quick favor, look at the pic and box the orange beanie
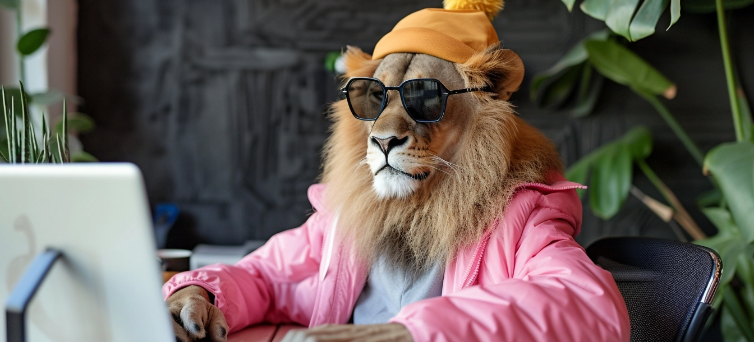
[372,0,504,63]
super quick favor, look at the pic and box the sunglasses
[340,77,490,123]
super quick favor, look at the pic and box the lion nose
[371,136,408,155]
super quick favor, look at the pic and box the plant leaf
[29,90,64,106]
[0,139,8,162]
[62,99,68,162]
[721,306,749,342]
[565,126,652,218]
[28,114,39,162]
[535,30,611,84]
[55,113,95,134]
[629,0,669,41]
[704,142,754,242]
[668,0,681,30]
[589,142,633,219]
[605,0,641,40]
[0,0,18,10]
[697,188,723,208]
[737,86,753,143]
[71,151,98,162]
[734,252,754,318]
[570,70,605,117]
[536,66,582,108]
[562,0,578,11]
[55,134,64,163]
[697,207,745,286]
[580,0,614,20]
[9,97,16,163]
[585,39,676,99]
[624,126,654,159]
[1,87,24,118]
[17,28,51,56]
[19,82,28,163]
[722,289,754,342]
[2,87,9,163]
[682,0,754,12]
[41,114,49,163]
[531,30,609,106]
[566,155,596,198]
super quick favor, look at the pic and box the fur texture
[321,44,563,274]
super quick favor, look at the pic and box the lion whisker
[429,155,461,174]
[426,164,452,176]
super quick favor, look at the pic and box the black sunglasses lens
[402,80,443,122]
[345,79,384,120]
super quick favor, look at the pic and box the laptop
[0,163,174,342]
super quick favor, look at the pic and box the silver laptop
[0,163,174,342]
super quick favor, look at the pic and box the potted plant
[0,0,96,163]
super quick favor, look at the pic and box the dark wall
[77,0,753,246]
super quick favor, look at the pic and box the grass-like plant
[1,82,70,164]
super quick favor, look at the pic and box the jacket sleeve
[162,208,327,331]
[389,191,630,342]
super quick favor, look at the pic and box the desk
[226,324,304,342]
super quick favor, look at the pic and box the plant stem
[15,2,25,86]
[716,0,744,142]
[636,159,707,240]
[636,90,705,167]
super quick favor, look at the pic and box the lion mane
[321,44,563,274]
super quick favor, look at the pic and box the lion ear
[343,46,382,78]
[461,46,525,101]
[495,49,524,101]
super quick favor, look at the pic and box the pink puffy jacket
[163,180,630,341]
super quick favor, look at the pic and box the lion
[324,45,562,275]
[164,3,629,342]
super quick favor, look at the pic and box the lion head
[321,44,563,273]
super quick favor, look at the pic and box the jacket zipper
[460,181,584,288]
[462,230,492,288]
[517,182,586,191]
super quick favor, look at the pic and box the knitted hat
[372,0,504,63]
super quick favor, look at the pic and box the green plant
[0,0,96,163]
[1,83,71,163]
[535,0,754,339]
[560,0,754,42]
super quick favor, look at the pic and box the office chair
[586,237,722,342]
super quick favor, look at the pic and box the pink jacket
[163,181,630,341]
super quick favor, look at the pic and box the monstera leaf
[566,126,653,219]
[533,34,677,118]
[561,0,682,41]
[703,142,754,242]
[699,142,754,341]
[531,30,609,117]
[585,39,676,99]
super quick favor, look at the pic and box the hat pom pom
[443,0,504,20]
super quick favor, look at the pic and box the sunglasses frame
[340,77,490,123]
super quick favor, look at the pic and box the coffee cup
[157,249,192,272]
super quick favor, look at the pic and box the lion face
[323,45,562,271]
[363,53,475,198]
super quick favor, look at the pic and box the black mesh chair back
[586,237,722,342]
